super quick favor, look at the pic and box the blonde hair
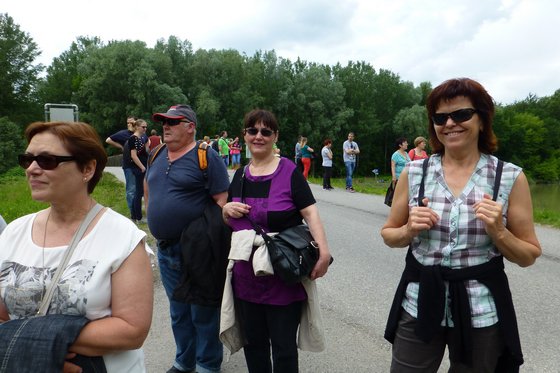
[414,136,427,147]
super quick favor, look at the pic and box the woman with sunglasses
[220,109,332,373]
[381,78,541,372]
[0,121,153,372]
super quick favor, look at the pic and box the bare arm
[391,160,397,182]
[300,204,331,279]
[474,171,541,267]
[380,168,439,248]
[130,149,146,173]
[212,191,228,208]
[105,137,123,150]
[69,243,153,355]
[0,299,9,322]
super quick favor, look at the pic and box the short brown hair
[24,122,107,194]
[426,78,497,154]
[243,109,279,133]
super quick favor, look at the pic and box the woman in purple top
[222,109,332,373]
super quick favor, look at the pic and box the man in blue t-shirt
[105,116,136,150]
[146,104,229,373]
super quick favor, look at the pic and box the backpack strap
[148,141,209,186]
[197,141,209,184]
[417,157,504,205]
[148,143,167,166]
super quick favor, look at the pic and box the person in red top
[408,136,429,161]
[148,129,162,153]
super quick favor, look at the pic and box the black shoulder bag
[240,166,321,284]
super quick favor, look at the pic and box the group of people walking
[0,77,542,373]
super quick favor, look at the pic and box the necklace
[40,210,51,310]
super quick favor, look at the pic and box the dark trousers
[295,158,303,173]
[236,299,302,373]
[391,311,505,373]
[322,166,332,188]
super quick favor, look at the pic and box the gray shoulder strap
[36,203,104,316]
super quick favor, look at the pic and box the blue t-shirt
[146,143,230,240]
[109,129,133,146]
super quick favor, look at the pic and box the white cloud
[3,0,559,103]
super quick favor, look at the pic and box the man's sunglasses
[18,154,76,170]
[244,127,275,137]
[432,108,478,126]
[160,118,190,126]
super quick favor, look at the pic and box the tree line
[2,13,560,181]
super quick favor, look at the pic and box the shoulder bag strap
[37,203,105,316]
[492,159,504,202]
[417,157,430,207]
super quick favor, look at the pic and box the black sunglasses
[161,118,190,126]
[244,127,274,137]
[18,154,76,170]
[432,108,478,126]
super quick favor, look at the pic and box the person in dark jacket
[380,78,541,372]
[146,105,229,373]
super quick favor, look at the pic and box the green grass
[2,169,560,229]
[309,175,391,195]
[0,168,129,223]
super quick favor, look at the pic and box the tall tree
[0,13,43,124]
[37,36,102,105]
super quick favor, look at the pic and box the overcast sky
[4,0,559,104]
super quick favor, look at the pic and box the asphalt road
[105,167,560,372]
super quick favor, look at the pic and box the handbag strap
[239,165,268,236]
[37,203,104,316]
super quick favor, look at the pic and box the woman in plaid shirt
[381,78,541,373]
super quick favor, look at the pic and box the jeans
[157,241,223,373]
[344,161,356,188]
[0,315,106,372]
[231,153,241,167]
[222,155,229,167]
[131,168,144,220]
[123,167,136,216]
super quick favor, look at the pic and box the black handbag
[239,166,325,284]
[252,223,319,284]
[384,181,395,206]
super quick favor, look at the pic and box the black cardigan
[384,248,523,372]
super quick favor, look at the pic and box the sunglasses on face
[244,127,274,137]
[432,108,477,126]
[18,154,76,170]
[161,118,190,126]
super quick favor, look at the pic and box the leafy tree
[75,40,186,138]
[392,104,428,144]
[0,13,43,124]
[37,36,102,105]
[0,116,25,174]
